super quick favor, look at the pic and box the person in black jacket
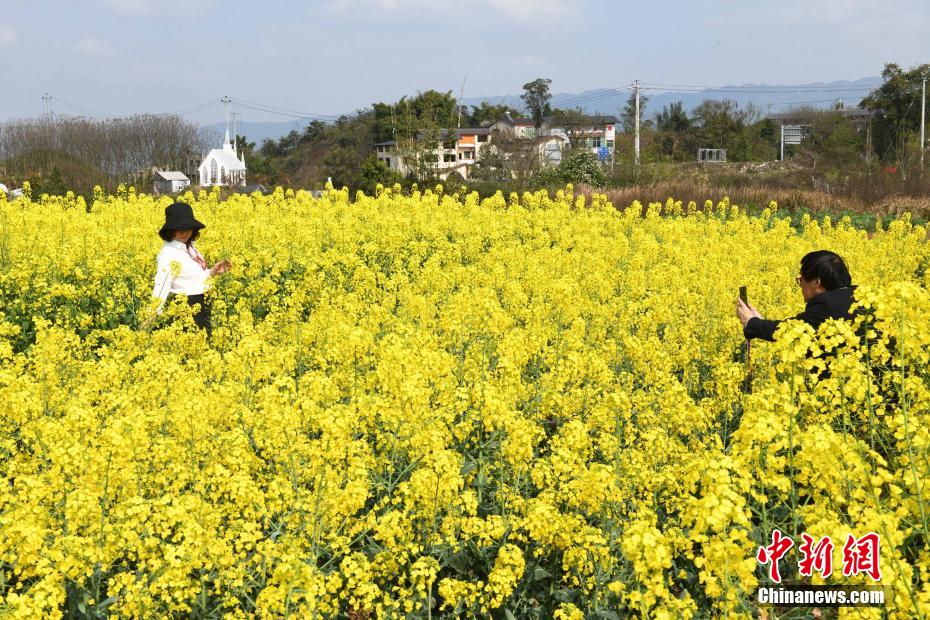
[736,250,856,342]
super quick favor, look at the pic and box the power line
[230,97,340,121]
[50,95,112,118]
[47,95,225,119]
[167,99,224,116]
[553,87,631,109]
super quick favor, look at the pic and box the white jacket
[151,240,211,313]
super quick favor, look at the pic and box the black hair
[800,250,852,290]
[158,228,200,244]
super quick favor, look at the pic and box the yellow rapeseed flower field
[0,182,928,618]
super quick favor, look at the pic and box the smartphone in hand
[739,286,748,305]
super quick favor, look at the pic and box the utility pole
[42,93,52,118]
[780,124,785,162]
[866,111,872,168]
[633,80,641,166]
[921,75,927,170]
[457,74,467,129]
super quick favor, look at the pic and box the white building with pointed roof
[198,126,247,188]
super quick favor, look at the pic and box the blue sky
[1,0,928,125]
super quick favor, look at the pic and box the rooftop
[156,171,189,181]
[543,114,620,126]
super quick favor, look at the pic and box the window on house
[210,160,218,185]
[444,153,456,162]
[606,140,614,149]
[478,135,488,142]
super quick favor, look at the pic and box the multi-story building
[491,113,618,164]
[375,128,492,180]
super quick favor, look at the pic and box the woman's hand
[735,298,762,327]
[209,259,231,277]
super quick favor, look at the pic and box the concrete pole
[921,76,926,170]
[780,124,784,162]
[634,80,640,166]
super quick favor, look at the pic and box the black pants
[186,293,211,334]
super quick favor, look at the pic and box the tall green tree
[621,91,649,134]
[548,107,593,149]
[469,102,521,127]
[521,78,552,128]
[655,102,690,133]
[800,110,863,171]
[860,62,930,165]
[654,101,691,159]
[689,99,744,150]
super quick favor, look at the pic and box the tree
[689,99,744,149]
[472,128,546,187]
[358,156,402,193]
[0,113,209,194]
[302,120,329,143]
[548,108,593,149]
[322,146,362,189]
[621,91,649,134]
[860,62,930,166]
[539,150,606,187]
[655,101,691,133]
[654,101,691,159]
[35,167,68,196]
[234,134,256,158]
[521,78,552,128]
[799,110,863,171]
[470,101,521,127]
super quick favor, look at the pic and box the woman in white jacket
[150,202,230,334]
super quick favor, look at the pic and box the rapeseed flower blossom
[0,187,927,617]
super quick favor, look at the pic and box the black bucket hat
[159,202,205,236]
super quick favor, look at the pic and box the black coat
[744,285,857,342]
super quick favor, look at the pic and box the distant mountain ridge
[463,77,883,119]
[206,77,882,145]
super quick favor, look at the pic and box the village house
[542,114,618,160]
[490,114,538,139]
[153,171,190,195]
[490,113,618,165]
[375,127,493,180]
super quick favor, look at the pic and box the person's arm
[744,317,780,342]
[737,299,777,341]
[208,259,230,278]
[743,297,831,342]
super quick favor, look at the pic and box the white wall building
[198,129,246,187]
[542,115,618,162]
[154,171,190,195]
[375,128,493,180]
